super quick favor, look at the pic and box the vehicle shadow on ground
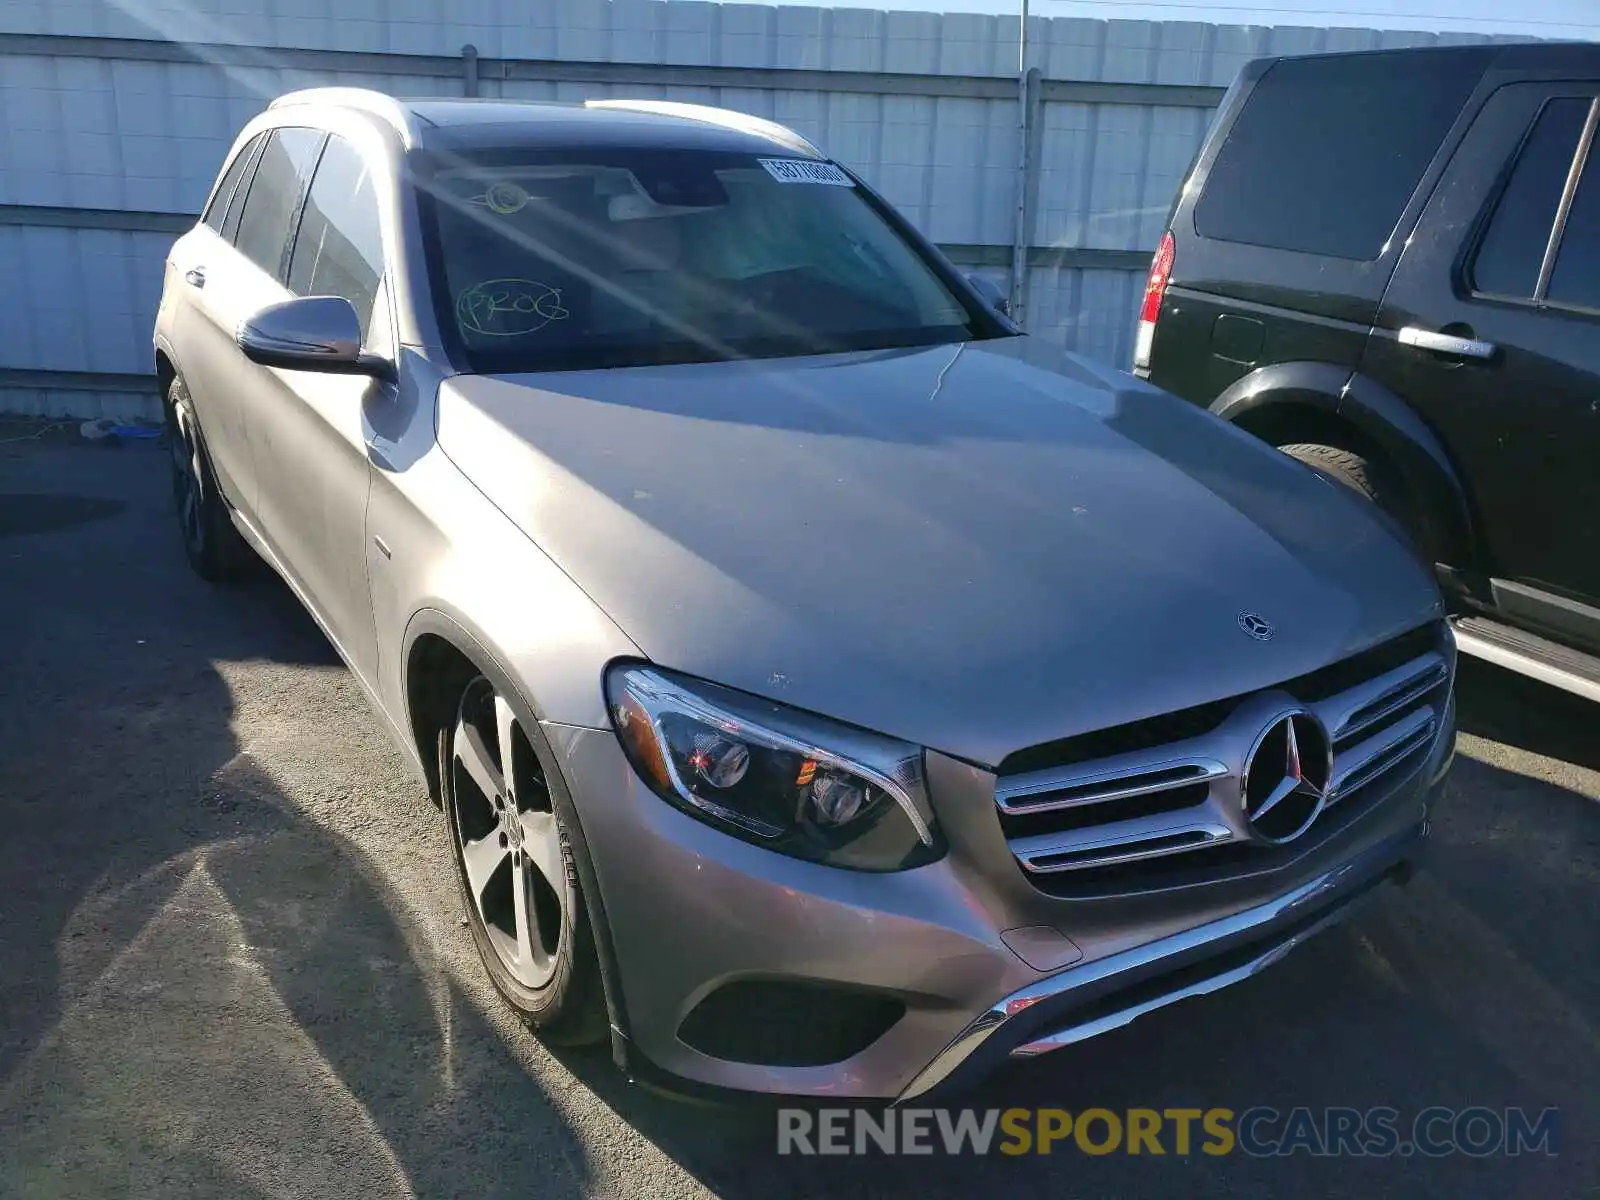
[568,703,1599,1198]
[0,446,594,1198]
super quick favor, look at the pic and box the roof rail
[268,87,423,145]
[584,99,823,157]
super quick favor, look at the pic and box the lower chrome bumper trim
[894,823,1421,1103]
[1010,880,1383,1056]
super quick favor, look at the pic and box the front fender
[399,606,636,1061]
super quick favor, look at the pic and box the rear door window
[233,127,326,280]
[1194,50,1482,260]
[1471,99,1591,300]
[287,134,386,338]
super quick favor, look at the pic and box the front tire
[442,675,607,1046]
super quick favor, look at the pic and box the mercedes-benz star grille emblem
[1238,611,1275,641]
[1241,711,1332,844]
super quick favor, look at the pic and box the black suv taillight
[1133,230,1174,375]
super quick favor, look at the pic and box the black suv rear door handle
[1397,326,1496,360]
[184,267,207,289]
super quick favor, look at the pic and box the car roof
[1257,39,1598,72]
[265,89,826,158]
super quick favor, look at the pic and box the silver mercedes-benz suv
[153,88,1456,1101]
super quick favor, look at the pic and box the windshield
[414,147,991,372]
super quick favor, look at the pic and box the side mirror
[967,273,1011,317]
[237,296,393,381]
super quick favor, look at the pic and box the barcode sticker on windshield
[758,158,855,187]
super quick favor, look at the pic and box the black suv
[1138,42,1600,705]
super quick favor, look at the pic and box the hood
[436,337,1442,767]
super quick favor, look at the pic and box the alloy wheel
[449,679,566,990]
[168,404,205,557]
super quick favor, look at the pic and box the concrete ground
[1,425,1595,1198]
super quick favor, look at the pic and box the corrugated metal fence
[0,1,1524,419]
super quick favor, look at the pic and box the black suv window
[1547,123,1600,313]
[1471,99,1591,301]
[202,133,263,234]
[287,135,385,338]
[234,127,325,279]
[1195,51,1482,260]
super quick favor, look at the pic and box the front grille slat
[1326,652,1448,748]
[1329,707,1437,802]
[993,622,1451,898]
[1011,811,1231,873]
[996,757,1229,816]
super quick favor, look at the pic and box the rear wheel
[442,675,607,1046]
[165,376,252,582]
[1279,442,1420,547]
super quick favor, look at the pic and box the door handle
[183,267,207,289]
[1397,326,1496,360]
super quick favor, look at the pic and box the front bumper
[545,690,1453,1102]
[894,824,1416,1102]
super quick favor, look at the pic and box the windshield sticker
[456,279,570,337]
[757,158,855,187]
[468,181,531,215]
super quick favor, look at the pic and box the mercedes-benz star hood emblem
[1239,611,1276,641]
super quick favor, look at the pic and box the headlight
[604,664,943,871]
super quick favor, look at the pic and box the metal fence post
[1009,65,1043,325]
[462,43,480,97]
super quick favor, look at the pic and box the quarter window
[1194,49,1481,260]
[1471,99,1591,300]
[220,138,266,246]
[1546,130,1600,313]
[202,133,263,234]
[287,135,386,339]
[233,127,325,280]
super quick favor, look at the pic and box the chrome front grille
[995,624,1451,896]
[997,755,1234,876]
[1323,648,1450,801]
